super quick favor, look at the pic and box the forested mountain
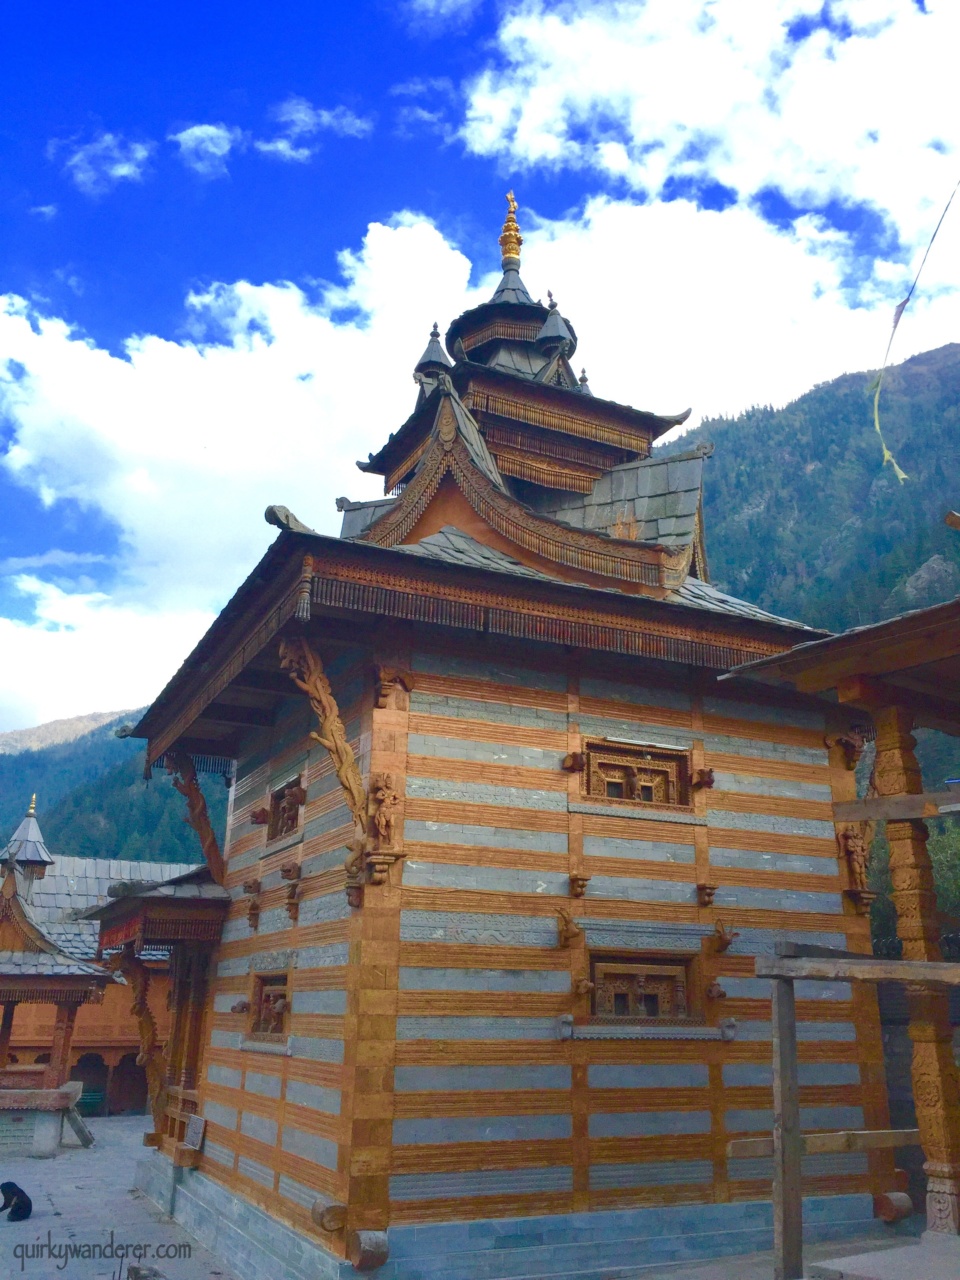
[677,343,960,633]
[0,714,226,864]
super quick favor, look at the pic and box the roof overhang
[724,596,960,736]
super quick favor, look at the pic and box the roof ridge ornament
[27,794,36,817]
[499,191,523,267]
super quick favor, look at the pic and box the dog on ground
[0,1182,31,1221]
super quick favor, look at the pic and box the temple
[118,196,902,1278]
[0,796,194,1122]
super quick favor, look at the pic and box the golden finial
[498,190,522,267]
[27,795,36,817]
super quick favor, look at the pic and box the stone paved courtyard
[0,1115,237,1280]
[0,1116,923,1280]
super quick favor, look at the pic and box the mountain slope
[676,343,960,632]
[0,714,226,863]
[0,710,137,755]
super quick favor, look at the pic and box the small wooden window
[249,974,289,1043]
[591,957,692,1022]
[267,776,306,841]
[582,741,690,808]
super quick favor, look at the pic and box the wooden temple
[0,796,196,1118]
[117,195,902,1279]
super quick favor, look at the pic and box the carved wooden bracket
[561,752,586,773]
[312,1200,348,1233]
[826,729,869,771]
[230,999,250,1015]
[705,980,728,1001]
[280,861,301,881]
[285,883,302,922]
[242,878,261,896]
[556,908,582,948]
[246,898,261,930]
[844,887,877,916]
[165,747,226,885]
[714,920,740,953]
[569,874,591,898]
[374,664,414,710]
[696,883,718,907]
[693,768,715,790]
[574,977,595,996]
[250,807,270,826]
[104,946,168,1136]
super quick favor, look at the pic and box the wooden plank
[757,956,960,985]
[727,1128,921,1159]
[834,789,960,822]
[772,977,802,1280]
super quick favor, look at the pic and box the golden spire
[498,191,523,267]
[27,794,36,817]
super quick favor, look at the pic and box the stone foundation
[136,1151,892,1280]
[0,1081,82,1157]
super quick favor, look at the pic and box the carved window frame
[247,972,290,1044]
[588,952,704,1026]
[266,774,306,843]
[581,740,692,810]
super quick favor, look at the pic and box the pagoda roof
[2,798,55,868]
[359,360,689,484]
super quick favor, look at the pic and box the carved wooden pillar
[46,1003,79,1088]
[178,945,209,1093]
[0,1000,17,1071]
[872,703,960,1233]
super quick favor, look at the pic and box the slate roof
[395,525,816,631]
[0,949,104,978]
[82,872,230,922]
[531,447,706,548]
[489,265,536,306]
[3,808,55,867]
[28,856,197,959]
[337,496,398,539]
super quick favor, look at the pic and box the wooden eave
[133,526,820,772]
[725,597,960,735]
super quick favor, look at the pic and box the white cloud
[255,96,373,162]
[169,123,246,178]
[2,196,959,729]
[0,551,109,575]
[0,577,210,730]
[29,205,57,220]
[461,0,960,291]
[403,0,480,23]
[57,132,154,196]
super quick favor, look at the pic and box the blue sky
[1,0,958,729]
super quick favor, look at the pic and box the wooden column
[872,703,960,1233]
[178,946,209,1092]
[772,976,803,1280]
[46,1003,79,1088]
[0,1001,17,1071]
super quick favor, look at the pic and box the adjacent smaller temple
[0,798,113,1154]
[84,866,230,1162]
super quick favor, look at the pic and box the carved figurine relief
[841,824,871,892]
[105,945,168,1137]
[372,774,401,850]
[276,782,307,838]
[165,747,225,885]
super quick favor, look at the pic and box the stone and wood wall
[190,630,891,1248]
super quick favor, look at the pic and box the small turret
[2,795,54,898]
[535,291,574,356]
[414,322,453,379]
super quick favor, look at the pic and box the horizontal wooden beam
[231,669,296,696]
[198,703,275,728]
[727,1128,920,1159]
[834,788,960,822]
[756,955,960,985]
[835,674,960,736]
